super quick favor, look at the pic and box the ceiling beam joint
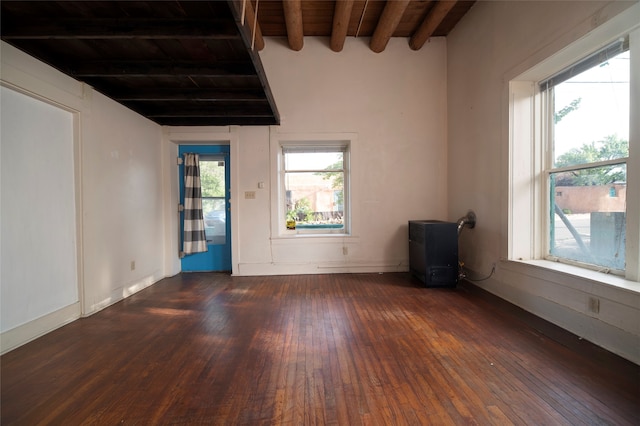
[283,0,304,51]
[409,0,458,50]
[370,0,411,53]
[331,0,355,52]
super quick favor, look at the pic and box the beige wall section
[238,36,449,275]
[80,87,164,313]
[447,1,640,363]
[235,126,273,269]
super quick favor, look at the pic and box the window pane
[200,159,226,244]
[285,152,343,171]
[202,198,226,244]
[200,159,225,197]
[553,50,629,167]
[285,171,344,229]
[550,164,626,270]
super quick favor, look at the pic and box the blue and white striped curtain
[183,153,207,255]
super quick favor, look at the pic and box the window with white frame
[540,38,629,272]
[278,141,350,235]
[509,22,639,282]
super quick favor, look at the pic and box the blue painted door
[179,145,231,272]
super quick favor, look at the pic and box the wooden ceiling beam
[145,110,274,118]
[370,0,411,53]
[330,0,355,52]
[148,113,275,119]
[130,102,274,117]
[282,0,304,51]
[1,18,240,40]
[110,88,267,102]
[409,0,458,50]
[70,61,257,78]
[152,116,278,126]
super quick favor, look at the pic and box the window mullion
[549,157,628,174]
[543,86,554,260]
[624,28,640,280]
[284,168,344,173]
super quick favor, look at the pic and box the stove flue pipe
[456,210,476,236]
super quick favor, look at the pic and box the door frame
[179,145,231,272]
[164,127,240,276]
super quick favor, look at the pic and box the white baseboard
[0,272,167,355]
[86,272,164,315]
[236,261,409,276]
[471,262,640,365]
[0,302,81,355]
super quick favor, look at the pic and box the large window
[509,22,639,282]
[541,39,629,272]
[277,140,350,235]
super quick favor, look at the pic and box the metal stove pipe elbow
[456,210,476,236]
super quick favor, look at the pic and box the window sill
[271,234,356,242]
[295,224,344,229]
[504,259,639,296]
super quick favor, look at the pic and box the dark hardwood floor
[2,273,638,425]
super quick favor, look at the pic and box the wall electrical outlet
[245,191,256,199]
[343,247,348,255]
[130,260,136,271]
[588,297,600,313]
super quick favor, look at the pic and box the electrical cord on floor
[459,262,496,282]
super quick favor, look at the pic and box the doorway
[179,145,231,272]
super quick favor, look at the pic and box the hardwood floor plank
[2,272,638,425]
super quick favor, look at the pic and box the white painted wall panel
[80,90,164,313]
[0,86,78,332]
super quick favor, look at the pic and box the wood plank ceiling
[1,1,475,127]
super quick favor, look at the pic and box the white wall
[231,37,449,275]
[1,86,79,337]
[447,1,640,363]
[80,85,164,313]
[0,42,165,353]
